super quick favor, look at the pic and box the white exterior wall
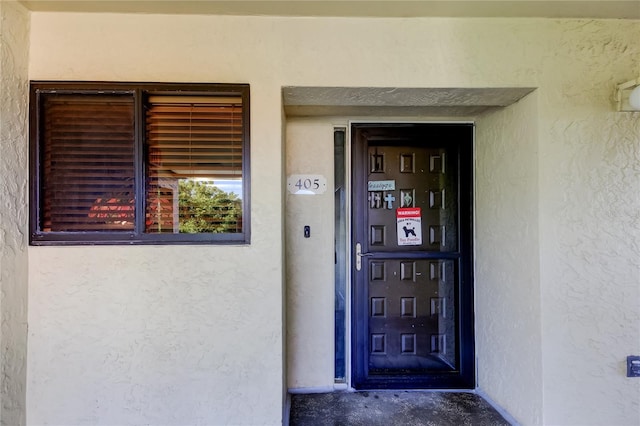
[475,93,542,423]
[0,2,29,425]
[22,12,640,425]
[538,29,640,423]
[285,119,336,390]
[27,13,287,426]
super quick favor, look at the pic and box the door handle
[355,242,373,271]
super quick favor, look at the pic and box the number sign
[287,174,327,195]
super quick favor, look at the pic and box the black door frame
[350,122,475,389]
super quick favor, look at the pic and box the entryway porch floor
[288,390,512,426]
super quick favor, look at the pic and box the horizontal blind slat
[42,94,136,232]
[145,98,243,234]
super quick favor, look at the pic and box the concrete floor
[289,391,512,426]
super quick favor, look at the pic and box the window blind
[31,82,250,245]
[144,95,243,234]
[41,94,135,232]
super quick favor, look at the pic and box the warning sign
[396,208,422,246]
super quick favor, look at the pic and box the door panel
[368,258,457,371]
[352,124,474,389]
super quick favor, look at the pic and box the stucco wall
[27,14,286,426]
[24,12,640,426]
[27,246,284,425]
[285,118,337,390]
[475,93,542,424]
[538,21,640,423]
[0,2,29,425]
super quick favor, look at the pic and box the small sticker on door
[396,208,422,246]
[368,180,396,191]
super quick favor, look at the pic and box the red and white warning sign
[396,207,422,246]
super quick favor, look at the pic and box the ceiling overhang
[283,87,536,117]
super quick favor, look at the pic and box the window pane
[334,128,347,381]
[145,96,243,234]
[41,94,135,232]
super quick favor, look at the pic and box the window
[29,82,250,245]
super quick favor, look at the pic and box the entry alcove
[283,85,541,419]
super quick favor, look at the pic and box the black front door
[352,123,474,389]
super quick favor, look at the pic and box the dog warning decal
[396,208,422,246]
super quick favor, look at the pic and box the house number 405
[287,174,327,195]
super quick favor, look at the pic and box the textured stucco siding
[27,246,283,425]
[22,13,640,426]
[475,93,542,424]
[542,113,640,425]
[0,2,29,425]
[537,20,640,426]
[285,119,336,390]
[27,14,287,426]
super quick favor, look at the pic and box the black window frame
[29,81,251,246]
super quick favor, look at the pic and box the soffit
[19,0,640,19]
[282,87,535,117]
